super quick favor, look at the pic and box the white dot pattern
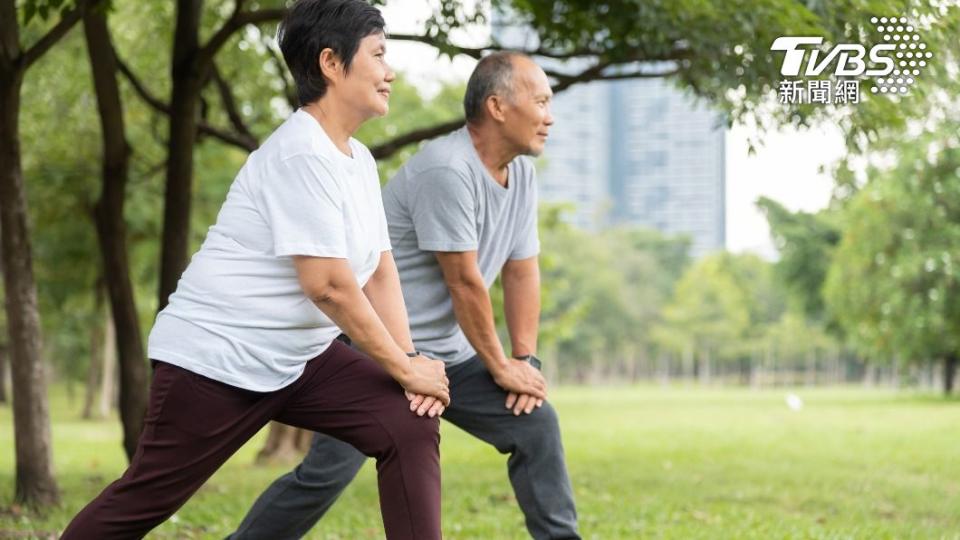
[871,15,930,96]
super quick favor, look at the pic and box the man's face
[500,58,554,157]
[340,33,395,119]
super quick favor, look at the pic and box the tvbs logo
[771,37,895,77]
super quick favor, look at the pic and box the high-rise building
[607,78,726,257]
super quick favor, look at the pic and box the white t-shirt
[148,109,391,391]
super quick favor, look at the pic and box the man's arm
[293,256,449,405]
[434,251,546,401]
[502,256,540,358]
[501,255,544,414]
[363,251,445,417]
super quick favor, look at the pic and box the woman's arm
[363,251,447,417]
[293,255,449,405]
[362,251,416,352]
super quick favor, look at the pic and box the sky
[379,1,841,258]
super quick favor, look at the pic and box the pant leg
[62,362,281,540]
[227,432,366,540]
[443,356,581,540]
[275,340,441,540]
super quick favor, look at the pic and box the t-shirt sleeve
[509,169,540,260]
[411,166,478,252]
[376,188,392,252]
[258,154,348,258]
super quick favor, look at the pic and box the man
[231,52,580,540]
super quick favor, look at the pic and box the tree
[654,254,751,382]
[653,253,787,382]
[757,197,841,321]
[533,219,689,382]
[825,127,960,394]
[83,5,148,459]
[0,244,7,404]
[0,0,103,508]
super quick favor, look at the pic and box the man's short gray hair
[463,52,525,123]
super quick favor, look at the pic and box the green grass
[2,385,960,539]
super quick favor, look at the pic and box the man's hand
[491,358,547,401]
[406,392,446,418]
[398,355,450,407]
[505,392,544,416]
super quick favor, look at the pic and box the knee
[515,401,563,448]
[390,413,440,453]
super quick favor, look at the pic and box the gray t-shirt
[383,127,540,365]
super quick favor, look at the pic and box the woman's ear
[317,47,341,84]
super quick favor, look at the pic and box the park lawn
[2,385,959,539]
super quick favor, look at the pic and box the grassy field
[2,385,959,539]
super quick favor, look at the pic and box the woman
[61,1,448,538]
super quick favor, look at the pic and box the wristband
[513,354,542,370]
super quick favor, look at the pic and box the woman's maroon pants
[61,340,441,539]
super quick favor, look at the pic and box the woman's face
[337,32,395,120]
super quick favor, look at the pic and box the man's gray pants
[228,355,580,540]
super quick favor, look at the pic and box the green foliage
[654,252,789,364]
[501,0,959,155]
[18,28,103,372]
[535,212,691,376]
[757,197,841,322]
[21,0,71,27]
[825,127,960,364]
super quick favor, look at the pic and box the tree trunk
[84,10,150,459]
[158,0,206,311]
[0,344,7,403]
[699,349,712,385]
[82,286,106,420]
[98,314,117,418]
[0,57,60,507]
[685,345,696,381]
[541,344,557,386]
[256,423,313,465]
[944,355,957,396]
[804,350,817,386]
[657,353,671,386]
[750,352,763,389]
[862,363,876,387]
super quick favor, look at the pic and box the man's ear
[317,47,341,84]
[485,94,508,123]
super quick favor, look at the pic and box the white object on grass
[785,393,804,411]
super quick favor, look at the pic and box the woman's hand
[398,355,450,408]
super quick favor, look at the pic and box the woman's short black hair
[278,0,386,106]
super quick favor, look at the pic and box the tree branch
[22,0,102,69]
[545,64,680,92]
[211,62,257,145]
[370,117,465,159]
[196,121,258,152]
[118,56,257,152]
[199,6,286,65]
[116,56,170,113]
[262,37,298,110]
[387,32,692,64]
[387,32,602,60]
